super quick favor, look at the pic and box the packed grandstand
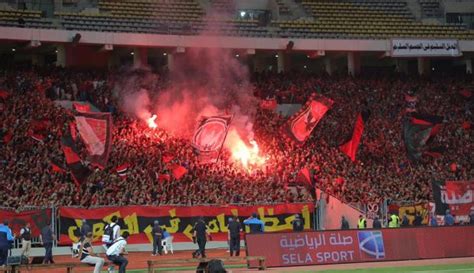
[0,67,472,208]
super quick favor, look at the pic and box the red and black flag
[296,167,317,199]
[284,94,333,143]
[431,180,474,218]
[61,135,91,187]
[116,163,130,179]
[74,112,113,169]
[339,111,369,162]
[50,159,66,174]
[403,113,443,161]
[28,119,50,143]
[192,115,232,164]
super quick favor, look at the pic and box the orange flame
[226,129,266,170]
[147,114,158,129]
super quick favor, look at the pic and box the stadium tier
[0,0,471,39]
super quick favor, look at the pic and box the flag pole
[216,114,234,163]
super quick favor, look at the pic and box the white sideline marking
[411,268,474,273]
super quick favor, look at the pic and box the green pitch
[116,262,474,273]
[296,263,474,273]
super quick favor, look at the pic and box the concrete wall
[442,0,474,13]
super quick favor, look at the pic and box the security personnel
[292,214,304,232]
[389,213,400,228]
[372,216,382,229]
[243,213,264,233]
[357,215,367,229]
[0,220,14,266]
[192,217,209,258]
[227,216,242,257]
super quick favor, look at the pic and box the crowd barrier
[0,204,314,245]
[245,226,474,268]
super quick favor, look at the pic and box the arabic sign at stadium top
[391,39,461,57]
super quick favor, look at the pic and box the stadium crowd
[0,67,472,208]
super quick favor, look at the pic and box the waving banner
[339,112,369,162]
[58,203,313,245]
[0,209,51,237]
[192,115,232,164]
[403,113,443,161]
[74,112,113,169]
[61,135,91,186]
[284,95,333,143]
[432,180,474,223]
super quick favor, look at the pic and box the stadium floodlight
[130,51,134,55]
[235,54,239,58]
[275,54,278,58]
[240,11,246,17]
[12,48,16,52]
[163,53,167,56]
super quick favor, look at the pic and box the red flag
[404,94,418,102]
[0,90,9,99]
[158,173,171,183]
[51,162,66,173]
[284,94,333,143]
[296,167,312,187]
[339,113,365,162]
[459,89,472,98]
[3,130,13,144]
[162,153,174,163]
[260,98,277,110]
[69,121,77,141]
[462,121,471,130]
[170,164,187,180]
[73,102,91,113]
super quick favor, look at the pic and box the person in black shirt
[227,216,242,257]
[80,219,91,242]
[151,220,163,256]
[413,212,423,226]
[192,217,209,258]
[341,216,350,230]
[20,222,32,258]
[40,223,55,264]
[292,214,304,232]
[401,215,410,227]
[372,216,382,229]
[80,232,104,273]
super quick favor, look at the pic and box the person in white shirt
[106,232,129,273]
